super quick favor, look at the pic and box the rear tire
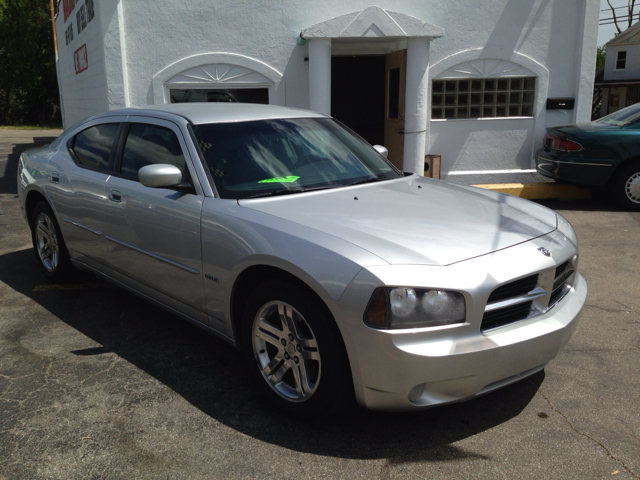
[242,280,353,417]
[610,161,640,211]
[30,201,74,282]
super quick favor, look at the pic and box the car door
[102,118,206,322]
[46,119,124,268]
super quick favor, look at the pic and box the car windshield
[192,118,401,199]
[595,102,640,126]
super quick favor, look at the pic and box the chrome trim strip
[549,284,572,309]
[536,157,613,167]
[63,218,102,236]
[553,267,575,291]
[104,235,200,275]
[484,287,548,312]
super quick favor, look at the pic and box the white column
[308,38,332,115]
[403,37,430,174]
[573,0,599,123]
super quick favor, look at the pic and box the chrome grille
[481,302,533,331]
[487,274,538,303]
[482,258,576,333]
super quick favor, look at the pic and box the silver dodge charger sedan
[18,103,586,416]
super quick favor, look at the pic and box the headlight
[364,287,466,329]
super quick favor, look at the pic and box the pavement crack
[584,304,640,316]
[537,388,638,479]
[565,347,639,353]
[80,355,120,385]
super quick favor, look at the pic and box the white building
[595,21,640,117]
[55,0,599,182]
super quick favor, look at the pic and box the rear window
[72,123,120,171]
[596,102,640,126]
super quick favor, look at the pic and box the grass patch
[0,124,63,130]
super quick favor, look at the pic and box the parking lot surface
[1,130,639,479]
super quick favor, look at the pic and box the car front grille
[487,274,539,304]
[481,260,576,333]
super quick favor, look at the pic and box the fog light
[408,383,425,402]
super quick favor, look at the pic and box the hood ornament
[538,247,551,257]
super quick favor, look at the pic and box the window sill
[430,116,535,122]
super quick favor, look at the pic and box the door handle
[50,172,60,183]
[395,129,405,134]
[109,189,122,202]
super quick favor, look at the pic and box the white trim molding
[445,169,536,176]
[301,5,444,39]
[151,53,284,105]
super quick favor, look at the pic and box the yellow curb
[472,183,592,200]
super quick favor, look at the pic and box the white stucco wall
[56,0,116,128]
[54,0,599,175]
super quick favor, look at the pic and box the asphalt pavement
[1,129,639,479]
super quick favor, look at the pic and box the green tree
[596,45,606,72]
[0,0,59,125]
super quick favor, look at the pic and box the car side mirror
[138,164,183,188]
[373,145,389,158]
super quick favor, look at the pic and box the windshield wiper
[248,186,332,199]
[347,175,388,187]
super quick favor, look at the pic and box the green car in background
[536,102,640,210]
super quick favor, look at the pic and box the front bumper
[535,148,614,188]
[332,232,586,411]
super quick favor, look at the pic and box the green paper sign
[258,176,300,183]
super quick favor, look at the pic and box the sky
[598,0,639,46]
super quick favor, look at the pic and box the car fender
[200,197,388,333]
[18,148,55,225]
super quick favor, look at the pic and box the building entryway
[331,56,385,146]
[331,51,407,170]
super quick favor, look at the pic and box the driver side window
[120,123,188,182]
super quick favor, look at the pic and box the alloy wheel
[35,213,59,272]
[252,300,321,402]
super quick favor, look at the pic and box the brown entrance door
[384,49,406,170]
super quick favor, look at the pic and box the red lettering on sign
[63,0,77,22]
[74,44,88,74]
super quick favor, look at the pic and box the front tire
[242,280,353,417]
[610,161,640,211]
[30,201,74,281]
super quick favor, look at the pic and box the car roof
[94,103,328,125]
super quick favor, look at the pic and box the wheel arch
[25,189,51,229]
[608,156,640,188]
[230,265,335,351]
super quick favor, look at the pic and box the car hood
[238,176,557,266]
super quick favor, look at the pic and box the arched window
[152,53,284,105]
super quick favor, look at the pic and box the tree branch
[608,0,622,33]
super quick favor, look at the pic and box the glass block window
[431,77,536,119]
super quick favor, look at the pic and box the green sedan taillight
[544,134,583,152]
